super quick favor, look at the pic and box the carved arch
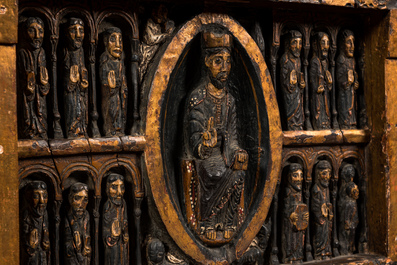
[19,6,55,34]
[95,10,139,40]
[19,164,62,199]
[61,162,99,191]
[98,158,142,197]
[54,7,96,40]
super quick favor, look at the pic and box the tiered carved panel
[16,1,376,265]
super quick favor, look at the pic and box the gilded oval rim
[144,13,283,263]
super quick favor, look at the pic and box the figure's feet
[224,226,235,239]
[205,227,216,240]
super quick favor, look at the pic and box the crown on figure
[202,29,232,49]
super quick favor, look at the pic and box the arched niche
[19,171,58,264]
[144,13,282,263]
[95,11,138,136]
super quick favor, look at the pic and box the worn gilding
[144,13,282,264]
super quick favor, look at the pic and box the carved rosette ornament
[143,13,282,264]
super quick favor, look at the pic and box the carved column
[271,21,281,92]
[270,182,280,265]
[130,38,140,134]
[54,199,62,265]
[329,37,339,129]
[302,40,312,130]
[359,170,369,253]
[134,195,143,265]
[89,40,100,138]
[304,171,313,261]
[332,175,340,256]
[50,35,64,138]
[93,195,101,265]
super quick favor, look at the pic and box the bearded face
[107,32,123,59]
[68,23,84,50]
[289,169,303,192]
[205,49,231,89]
[319,34,330,59]
[107,179,125,206]
[27,22,44,50]
[344,35,355,58]
[318,168,331,188]
[70,189,88,218]
[289,37,302,58]
[32,189,48,216]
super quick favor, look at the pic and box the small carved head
[67,18,84,50]
[288,163,303,192]
[315,160,332,188]
[25,17,44,50]
[106,173,125,206]
[147,238,165,264]
[68,182,89,218]
[202,28,232,89]
[346,182,359,200]
[313,32,330,59]
[341,30,355,58]
[27,180,48,216]
[152,4,168,24]
[285,30,302,58]
[104,27,123,59]
[340,163,355,183]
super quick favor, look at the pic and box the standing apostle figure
[63,18,89,138]
[282,163,309,263]
[185,27,248,242]
[18,17,50,139]
[100,27,128,137]
[309,32,332,130]
[280,30,306,131]
[64,182,91,265]
[103,173,129,265]
[336,30,359,129]
[21,181,50,265]
[311,160,333,260]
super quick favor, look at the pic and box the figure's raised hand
[202,117,217,148]
[111,220,121,238]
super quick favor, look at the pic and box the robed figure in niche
[63,18,89,138]
[282,163,309,263]
[280,30,306,131]
[21,181,50,265]
[18,17,50,139]
[311,160,333,260]
[184,28,248,243]
[309,32,332,130]
[102,173,129,265]
[336,30,359,129]
[64,182,91,265]
[100,27,128,137]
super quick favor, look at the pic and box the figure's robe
[102,200,129,265]
[336,54,357,129]
[64,210,91,265]
[63,47,89,138]
[18,47,50,139]
[100,52,128,136]
[280,52,304,131]
[309,56,331,130]
[186,81,246,228]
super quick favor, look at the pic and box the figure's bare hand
[29,229,39,249]
[74,231,82,250]
[108,70,116,89]
[325,70,333,85]
[290,70,297,85]
[202,117,217,148]
[111,220,121,238]
[347,70,354,85]
[354,81,359,90]
[290,212,298,225]
[303,212,309,222]
[123,233,129,244]
[237,151,248,163]
[299,72,306,89]
[317,85,325,94]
